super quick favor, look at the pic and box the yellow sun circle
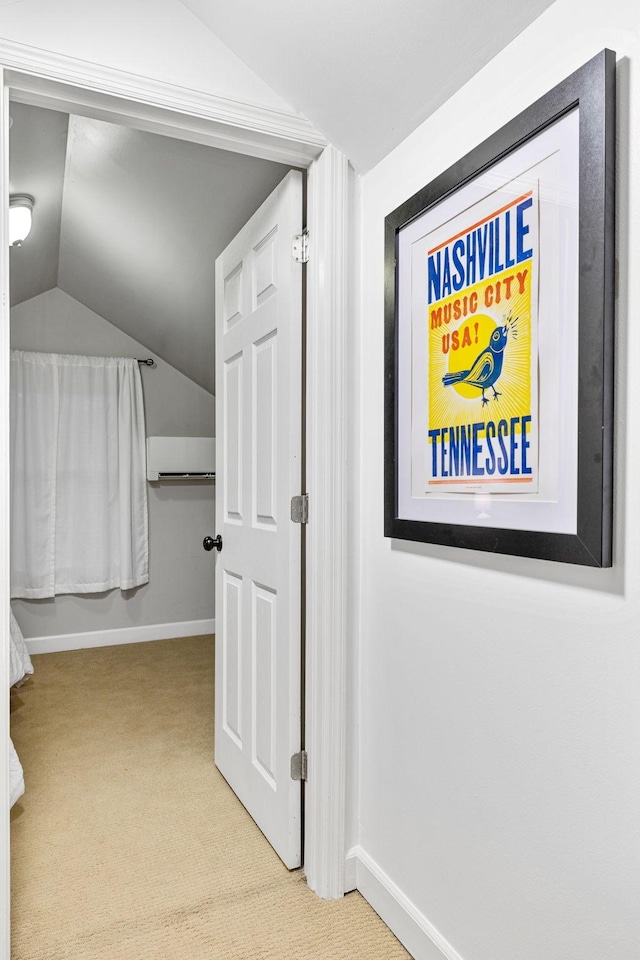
[444,314,498,399]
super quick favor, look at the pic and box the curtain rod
[136,358,155,367]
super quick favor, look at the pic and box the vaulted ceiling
[179,0,557,173]
[7,0,558,392]
[9,103,290,393]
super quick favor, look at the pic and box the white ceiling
[9,104,290,393]
[7,1,559,389]
[179,0,557,173]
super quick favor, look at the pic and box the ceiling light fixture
[9,194,34,247]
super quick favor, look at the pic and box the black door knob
[203,535,222,552]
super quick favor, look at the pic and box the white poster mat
[397,108,579,534]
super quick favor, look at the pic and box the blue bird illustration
[442,324,508,404]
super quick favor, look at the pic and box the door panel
[254,332,277,527]
[223,353,243,523]
[214,170,303,869]
[252,581,277,785]
[222,569,243,747]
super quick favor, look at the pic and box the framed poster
[384,49,615,566]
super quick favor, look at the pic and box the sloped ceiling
[180,0,557,173]
[8,1,559,389]
[8,104,68,306]
[0,0,295,114]
[9,103,290,393]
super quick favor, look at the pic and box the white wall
[0,0,291,113]
[354,3,640,960]
[10,287,216,639]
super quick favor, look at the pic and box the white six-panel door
[214,171,303,868]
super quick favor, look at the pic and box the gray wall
[10,287,216,639]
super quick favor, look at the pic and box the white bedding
[9,610,32,808]
[10,610,33,688]
[9,739,24,808]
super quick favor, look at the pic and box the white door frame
[0,38,349,952]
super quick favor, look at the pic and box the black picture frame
[384,49,615,567]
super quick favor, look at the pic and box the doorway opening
[7,96,309,948]
[1,60,350,959]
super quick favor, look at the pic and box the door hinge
[292,230,309,263]
[291,494,309,524]
[290,750,308,781]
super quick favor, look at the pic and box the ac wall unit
[146,436,215,481]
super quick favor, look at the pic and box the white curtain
[10,351,149,598]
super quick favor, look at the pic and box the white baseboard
[24,618,215,654]
[347,846,465,960]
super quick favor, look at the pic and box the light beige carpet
[10,636,411,960]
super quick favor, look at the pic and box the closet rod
[136,358,155,367]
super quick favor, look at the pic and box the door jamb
[0,40,349,953]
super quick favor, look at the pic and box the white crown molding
[0,37,327,166]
